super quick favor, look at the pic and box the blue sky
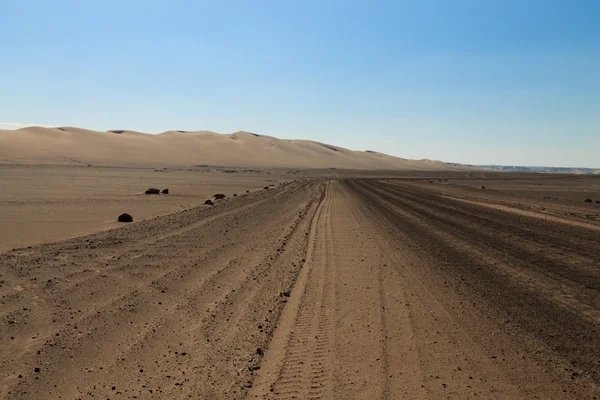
[1,0,599,167]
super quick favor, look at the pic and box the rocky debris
[256,348,264,356]
[233,193,237,197]
[204,200,214,206]
[584,198,593,203]
[145,188,160,195]
[264,186,269,190]
[118,213,133,223]
[214,193,226,199]
[596,200,600,204]
[161,188,169,194]
[282,291,291,297]
[246,190,250,193]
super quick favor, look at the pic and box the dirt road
[1,179,599,399]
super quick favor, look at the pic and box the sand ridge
[0,126,462,170]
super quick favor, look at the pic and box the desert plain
[1,128,600,399]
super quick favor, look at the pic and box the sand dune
[0,126,461,170]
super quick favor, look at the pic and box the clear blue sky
[1,0,599,167]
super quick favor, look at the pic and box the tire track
[345,179,600,397]
[0,180,324,399]
[250,181,335,399]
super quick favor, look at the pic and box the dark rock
[161,188,169,194]
[233,193,237,197]
[282,291,291,297]
[264,186,269,190]
[596,200,600,204]
[145,188,160,195]
[481,186,485,189]
[34,367,40,373]
[118,213,133,223]
[246,190,250,193]
[214,193,226,199]
[256,348,264,356]
[204,200,214,206]
[584,198,593,203]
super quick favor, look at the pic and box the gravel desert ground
[0,164,302,253]
[1,168,599,399]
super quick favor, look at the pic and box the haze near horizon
[1,1,598,168]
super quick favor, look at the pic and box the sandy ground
[0,165,298,253]
[1,174,600,399]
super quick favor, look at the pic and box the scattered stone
[596,200,600,204]
[145,188,160,195]
[481,186,485,189]
[161,188,169,194]
[264,186,269,190]
[204,200,214,206]
[117,213,133,223]
[246,190,250,193]
[233,193,237,197]
[282,291,291,297]
[584,198,593,203]
[256,348,264,356]
[34,367,40,373]
[214,193,226,199]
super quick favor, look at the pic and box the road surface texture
[1,179,599,399]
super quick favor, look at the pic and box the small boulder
[264,186,269,190]
[161,188,169,194]
[145,188,160,195]
[204,199,214,206]
[214,193,226,199]
[233,193,237,197]
[246,190,250,193]
[481,185,485,189]
[584,198,593,203]
[118,213,133,223]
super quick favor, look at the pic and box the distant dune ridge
[0,126,463,170]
